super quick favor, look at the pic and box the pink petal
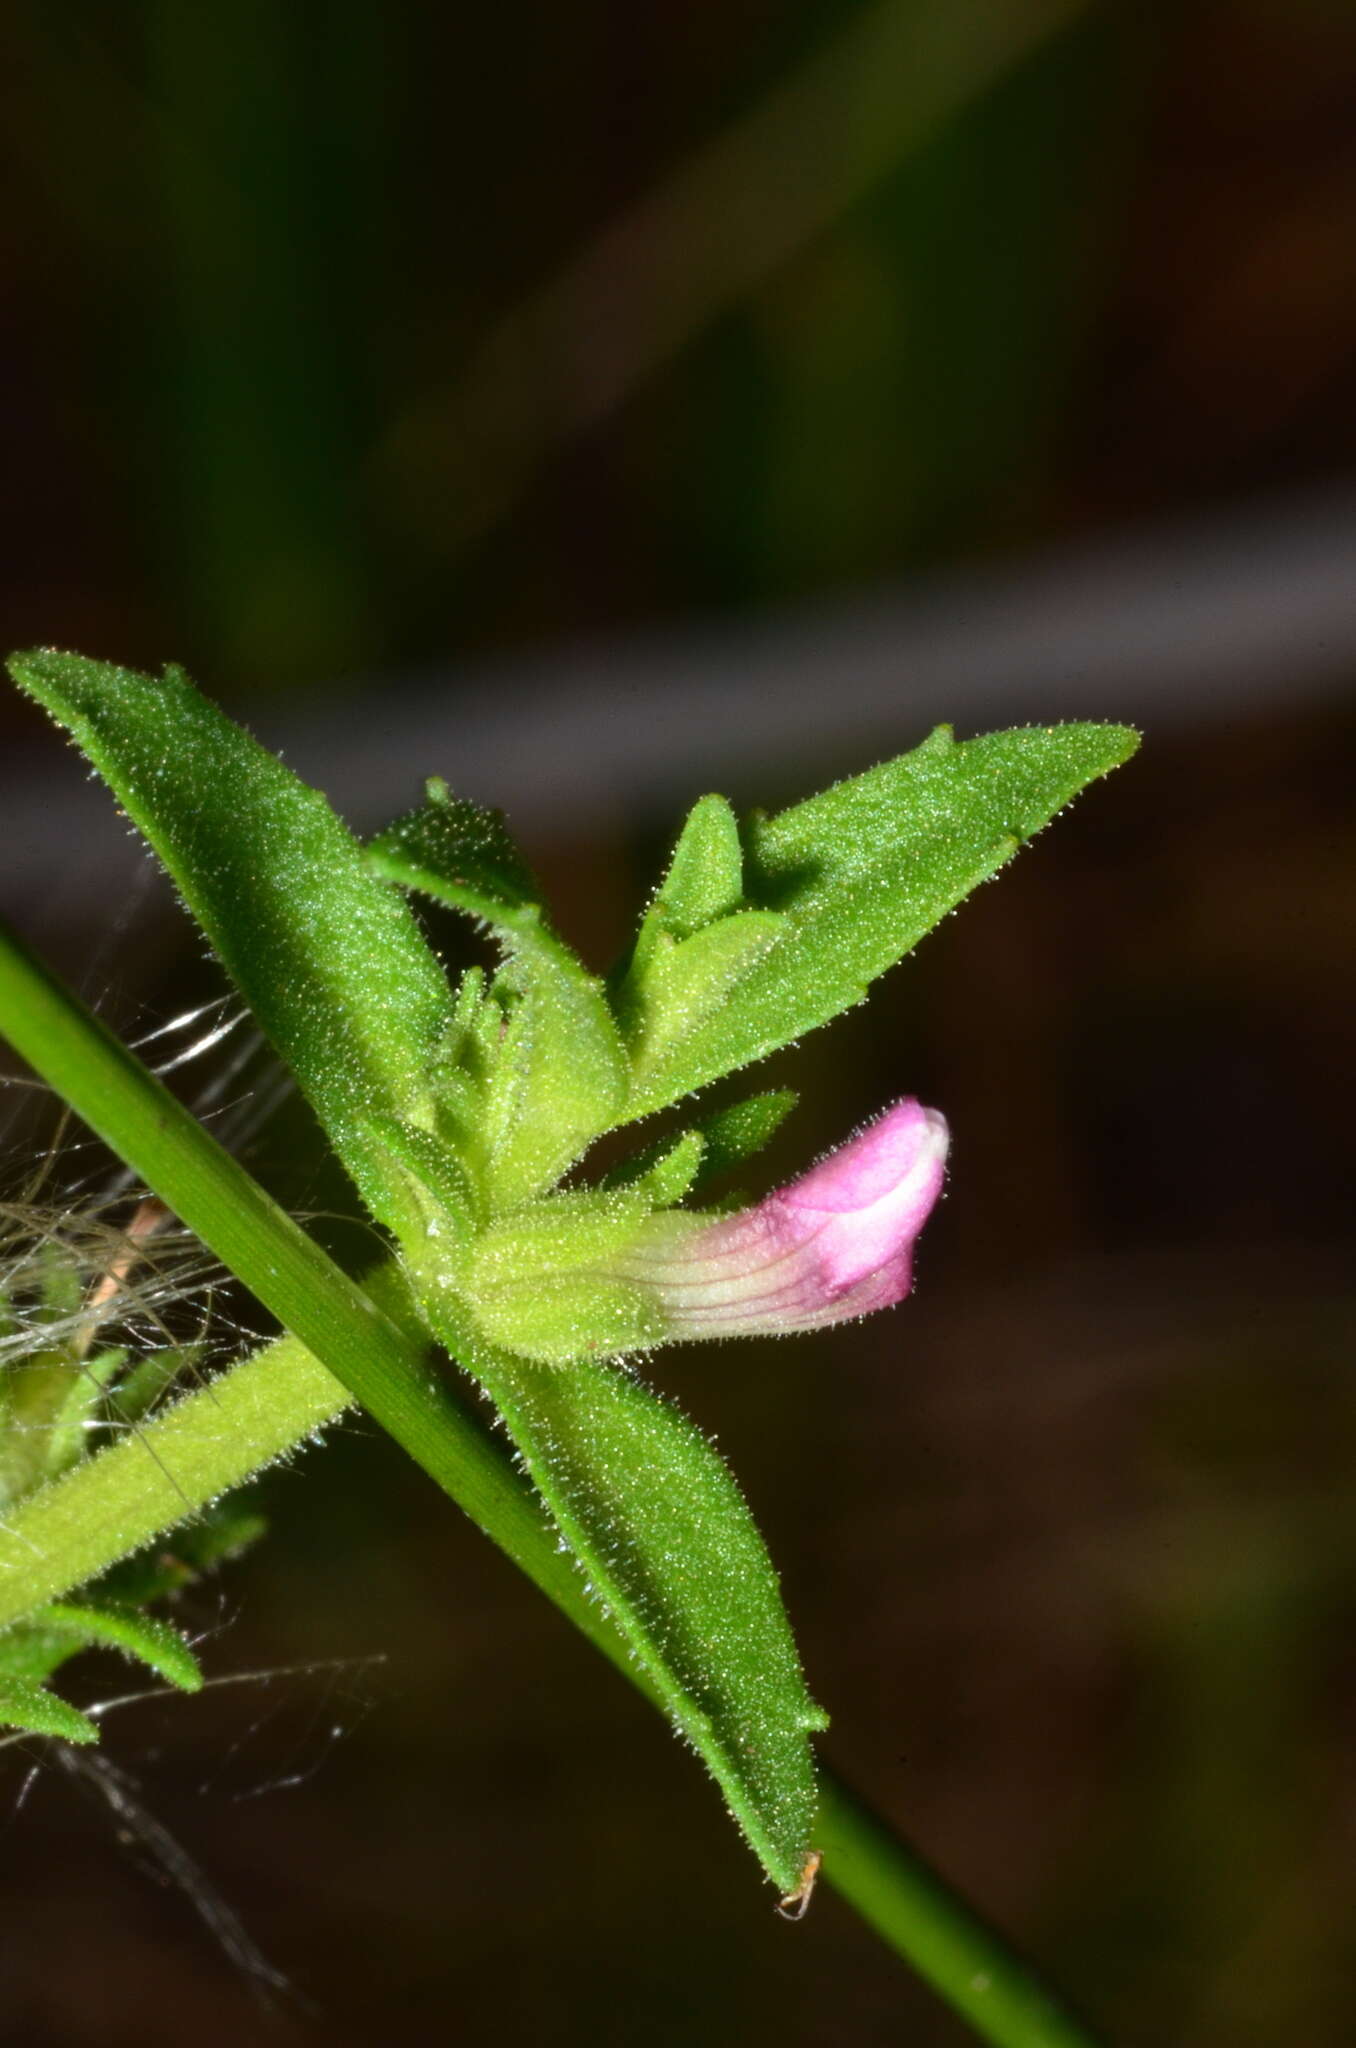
[617,1097,949,1340]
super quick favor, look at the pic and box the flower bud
[614,1096,948,1339]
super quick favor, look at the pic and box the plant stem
[0,920,1106,2048]
[818,1778,1103,2048]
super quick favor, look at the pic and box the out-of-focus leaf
[42,1347,126,1481]
[35,1602,203,1693]
[0,1677,96,1744]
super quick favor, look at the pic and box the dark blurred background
[3,2,1356,2043]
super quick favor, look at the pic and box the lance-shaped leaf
[417,1287,827,1897]
[623,722,1139,1115]
[369,789,627,1207]
[8,653,454,1232]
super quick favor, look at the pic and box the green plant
[0,650,1135,2045]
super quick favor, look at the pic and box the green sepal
[0,1677,97,1744]
[463,1270,662,1365]
[602,1128,706,1206]
[599,1089,794,1205]
[623,722,1139,1114]
[689,1089,798,1189]
[7,652,455,1232]
[448,1188,662,1363]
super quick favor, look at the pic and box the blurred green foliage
[4,0,1143,684]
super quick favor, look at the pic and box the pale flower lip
[616,1096,949,1339]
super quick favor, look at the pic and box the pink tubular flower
[617,1097,949,1340]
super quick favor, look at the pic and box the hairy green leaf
[369,777,541,924]
[8,652,454,1229]
[480,936,627,1205]
[424,1294,826,1896]
[599,1091,795,1206]
[624,722,1139,1113]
